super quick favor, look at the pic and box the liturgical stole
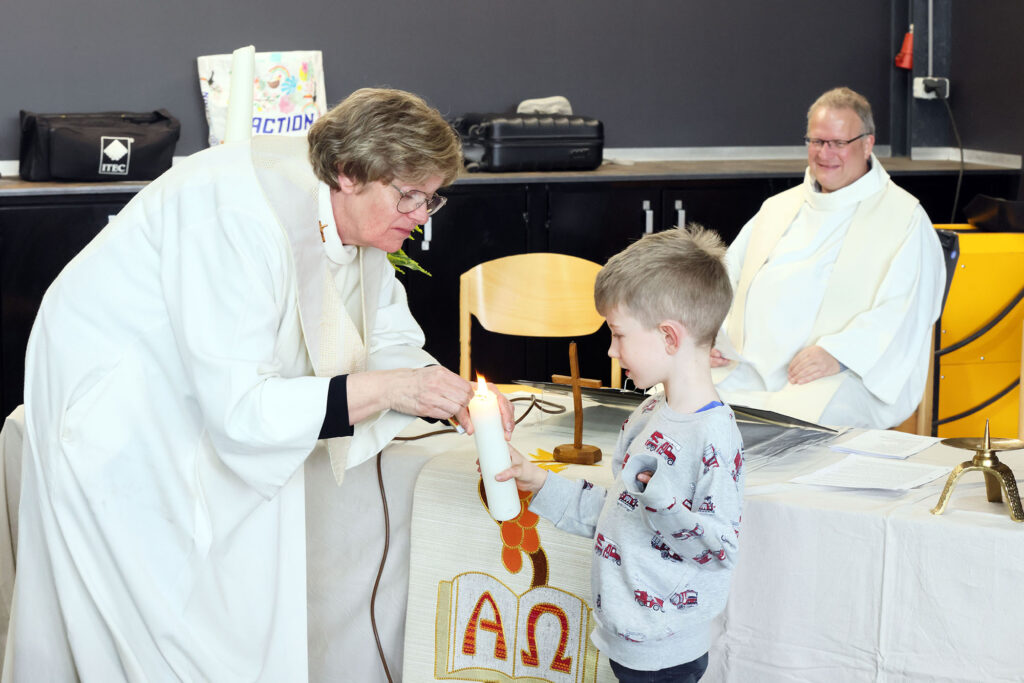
[723,181,919,411]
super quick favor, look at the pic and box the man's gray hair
[594,224,733,348]
[807,86,876,136]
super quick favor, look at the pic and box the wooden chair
[905,339,938,435]
[459,253,621,388]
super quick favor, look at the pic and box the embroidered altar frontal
[404,447,617,683]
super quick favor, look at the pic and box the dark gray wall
[950,1,1024,160]
[907,0,954,149]
[2,1,895,160]
[3,1,1021,165]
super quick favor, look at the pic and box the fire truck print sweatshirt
[528,394,745,671]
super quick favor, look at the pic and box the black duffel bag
[19,109,181,181]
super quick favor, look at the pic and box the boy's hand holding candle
[493,445,548,493]
[468,376,521,521]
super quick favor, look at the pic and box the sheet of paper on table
[830,429,941,459]
[791,453,952,491]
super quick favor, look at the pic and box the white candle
[468,379,520,521]
[224,45,255,143]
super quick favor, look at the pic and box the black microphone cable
[370,451,394,683]
[940,96,964,223]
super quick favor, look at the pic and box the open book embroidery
[435,572,600,682]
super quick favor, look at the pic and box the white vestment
[713,156,945,428]
[6,136,433,681]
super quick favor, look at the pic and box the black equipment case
[19,109,181,182]
[452,114,604,172]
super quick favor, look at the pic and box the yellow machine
[933,225,1024,438]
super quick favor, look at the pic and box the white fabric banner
[197,50,328,146]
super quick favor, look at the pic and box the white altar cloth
[2,395,1023,682]
[401,396,1024,683]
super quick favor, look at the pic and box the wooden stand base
[553,443,602,465]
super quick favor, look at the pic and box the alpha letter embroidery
[461,591,508,660]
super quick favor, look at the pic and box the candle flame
[475,373,491,397]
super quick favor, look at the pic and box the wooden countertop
[1,157,1019,196]
[454,156,1020,184]
[0,177,147,197]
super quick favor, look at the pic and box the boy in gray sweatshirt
[497,225,744,682]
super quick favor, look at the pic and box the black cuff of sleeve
[319,375,355,439]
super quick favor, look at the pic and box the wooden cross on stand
[552,342,603,465]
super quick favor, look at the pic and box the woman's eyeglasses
[391,184,447,216]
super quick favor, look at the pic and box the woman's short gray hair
[308,87,462,190]
[807,86,876,136]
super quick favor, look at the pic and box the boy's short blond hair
[594,225,732,347]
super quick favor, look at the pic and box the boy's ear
[659,320,687,354]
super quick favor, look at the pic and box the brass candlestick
[931,420,1024,522]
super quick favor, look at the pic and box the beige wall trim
[910,147,1022,169]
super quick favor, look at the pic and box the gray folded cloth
[516,95,573,115]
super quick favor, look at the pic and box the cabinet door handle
[643,200,653,234]
[675,200,686,228]
[421,216,432,251]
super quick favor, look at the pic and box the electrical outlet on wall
[913,77,950,100]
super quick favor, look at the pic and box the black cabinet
[661,177,796,244]
[889,170,1021,225]
[2,160,1018,414]
[547,184,662,263]
[538,179,792,386]
[543,184,663,385]
[0,194,132,417]
[398,184,531,382]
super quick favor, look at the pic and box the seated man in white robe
[711,87,945,429]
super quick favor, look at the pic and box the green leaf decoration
[387,225,431,276]
[388,248,431,276]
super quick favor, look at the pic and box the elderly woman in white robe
[7,88,511,682]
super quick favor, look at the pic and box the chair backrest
[934,228,960,310]
[459,253,621,387]
[912,227,962,435]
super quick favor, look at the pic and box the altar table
[1,394,1023,682]
[400,395,1024,683]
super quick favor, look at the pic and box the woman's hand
[388,366,474,418]
[455,380,515,440]
[346,368,515,439]
[346,366,473,424]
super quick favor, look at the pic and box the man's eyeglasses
[803,133,868,150]
[391,184,447,216]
